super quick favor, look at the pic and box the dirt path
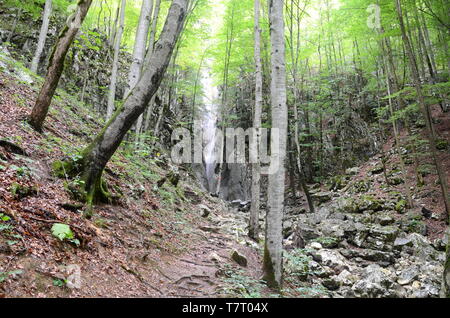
[152,205,263,297]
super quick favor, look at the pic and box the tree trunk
[31,0,52,74]
[126,0,153,97]
[128,0,154,145]
[106,0,126,120]
[29,0,93,132]
[77,0,189,215]
[249,0,263,240]
[263,0,287,290]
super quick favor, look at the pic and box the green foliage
[218,265,265,298]
[284,249,313,282]
[0,270,23,283]
[51,223,80,246]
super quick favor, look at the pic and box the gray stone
[198,204,211,218]
[397,266,419,285]
[313,192,333,203]
[231,249,248,267]
[351,264,398,298]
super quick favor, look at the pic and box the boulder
[230,249,248,267]
[351,264,399,298]
[198,204,211,218]
[397,266,419,285]
[312,191,333,204]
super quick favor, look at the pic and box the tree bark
[106,0,126,120]
[31,0,52,74]
[77,0,189,213]
[29,0,93,132]
[128,0,154,144]
[249,0,263,241]
[263,0,287,290]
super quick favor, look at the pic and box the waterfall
[201,68,219,192]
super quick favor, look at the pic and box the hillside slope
[0,48,264,298]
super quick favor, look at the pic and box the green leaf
[51,223,74,241]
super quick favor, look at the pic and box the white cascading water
[201,68,219,192]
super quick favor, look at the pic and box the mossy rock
[395,199,407,213]
[348,179,372,194]
[404,219,427,236]
[357,195,384,212]
[388,176,405,185]
[327,175,349,191]
[312,237,339,248]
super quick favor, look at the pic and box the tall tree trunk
[128,0,154,145]
[31,0,52,74]
[146,0,162,61]
[106,0,126,120]
[76,0,189,215]
[29,0,93,132]
[126,0,153,97]
[263,0,287,290]
[249,0,263,240]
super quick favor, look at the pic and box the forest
[0,0,449,299]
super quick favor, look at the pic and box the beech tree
[30,0,52,73]
[57,0,190,216]
[263,0,287,289]
[29,0,93,132]
[106,0,126,120]
[249,0,263,240]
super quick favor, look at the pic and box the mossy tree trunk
[29,0,93,132]
[78,0,189,213]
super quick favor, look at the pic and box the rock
[317,219,348,241]
[198,204,211,218]
[407,233,440,261]
[345,167,359,175]
[340,248,394,265]
[312,191,333,204]
[294,223,320,246]
[335,269,359,287]
[370,165,384,175]
[314,249,350,273]
[421,207,433,219]
[199,226,220,233]
[389,176,405,185]
[393,233,413,251]
[210,252,223,262]
[374,212,395,226]
[322,277,340,291]
[283,217,295,238]
[397,266,419,285]
[231,249,248,267]
[432,238,446,252]
[357,195,384,212]
[365,225,399,251]
[351,264,398,298]
[310,242,323,250]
